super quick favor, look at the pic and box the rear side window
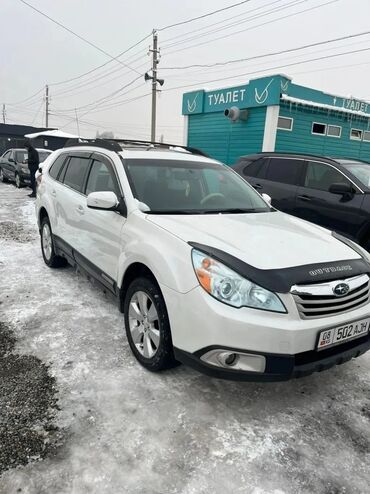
[243,158,268,178]
[49,155,67,181]
[265,158,303,185]
[63,156,91,193]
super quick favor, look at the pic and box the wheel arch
[119,262,158,313]
[38,207,49,230]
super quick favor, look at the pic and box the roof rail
[64,137,209,157]
[63,138,122,152]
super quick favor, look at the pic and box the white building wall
[262,105,279,152]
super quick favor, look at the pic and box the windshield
[124,159,270,214]
[341,162,370,187]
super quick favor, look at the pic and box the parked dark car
[0,148,52,188]
[233,152,370,249]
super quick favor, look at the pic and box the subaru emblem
[333,283,350,297]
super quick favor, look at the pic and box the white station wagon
[35,139,370,381]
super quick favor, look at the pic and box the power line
[157,0,253,31]
[162,30,370,70]
[161,0,284,45]
[162,0,304,50]
[18,0,143,75]
[161,46,370,93]
[163,0,340,57]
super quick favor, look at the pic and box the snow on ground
[0,181,370,494]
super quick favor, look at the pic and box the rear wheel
[124,277,177,371]
[40,217,67,268]
[0,168,8,183]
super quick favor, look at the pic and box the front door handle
[297,194,312,202]
[51,189,56,197]
[76,205,84,215]
[253,183,263,190]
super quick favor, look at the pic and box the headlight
[191,249,286,313]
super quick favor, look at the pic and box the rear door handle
[51,190,56,197]
[297,194,312,202]
[76,205,84,215]
[253,183,263,190]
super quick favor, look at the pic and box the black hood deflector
[189,237,370,293]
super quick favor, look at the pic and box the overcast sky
[2,0,370,142]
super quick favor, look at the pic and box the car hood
[147,211,360,270]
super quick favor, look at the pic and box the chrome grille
[291,274,370,319]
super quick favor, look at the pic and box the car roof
[236,152,370,166]
[5,148,52,152]
[236,152,339,163]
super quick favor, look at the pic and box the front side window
[305,161,349,192]
[86,160,117,195]
[63,156,91,193]
[265,158,303,186]
[124,159,270,214]
[243,158,268,178]
[2,151,11,159]
[15,151,28,163]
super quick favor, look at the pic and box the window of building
[86,160,117,195]
[63,156,91,193]
[304,161,349,192]
[312,122,327,135]
[363,130,370,142]
[327,125,341,138]
[350,129,363,141]
[265,158,303,186]
[277,116,293,131]
[49,154,68,181]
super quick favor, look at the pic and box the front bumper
[161,284,370,381]
[174,333,370,381]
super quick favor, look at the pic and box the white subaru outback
[35,139,370,381]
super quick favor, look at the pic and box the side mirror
[328,183,353,196]
[262,193,272,205]
[87,191,119,211]
[9,157,15,163]
[38,166,42,173]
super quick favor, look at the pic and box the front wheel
[40,217,67,268]
[124,277,177,371]
[15,173,23,188]
[0,168,8,183]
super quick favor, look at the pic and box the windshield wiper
[146,209,197,215]
[200,208,268,214]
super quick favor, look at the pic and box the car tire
[124,277,178,372]
[40,217,67,268]
[15,173,23,188]
[0,168,8,183]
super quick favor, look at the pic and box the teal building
[182,74,370,165]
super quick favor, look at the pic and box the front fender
[117,218,198,293]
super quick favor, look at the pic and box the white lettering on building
[207,88,247,107]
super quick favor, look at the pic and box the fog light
[201,349,266,373]
[224,352,238,366]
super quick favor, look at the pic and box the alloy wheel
[42,223,52,261]
[128,291,160,358]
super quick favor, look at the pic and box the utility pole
[145,30,164,142]
[2,104,6,124]
[150,31,159,142]
[75,108,80,136]
[45,85,49,128]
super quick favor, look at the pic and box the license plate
[317,317,370,350]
